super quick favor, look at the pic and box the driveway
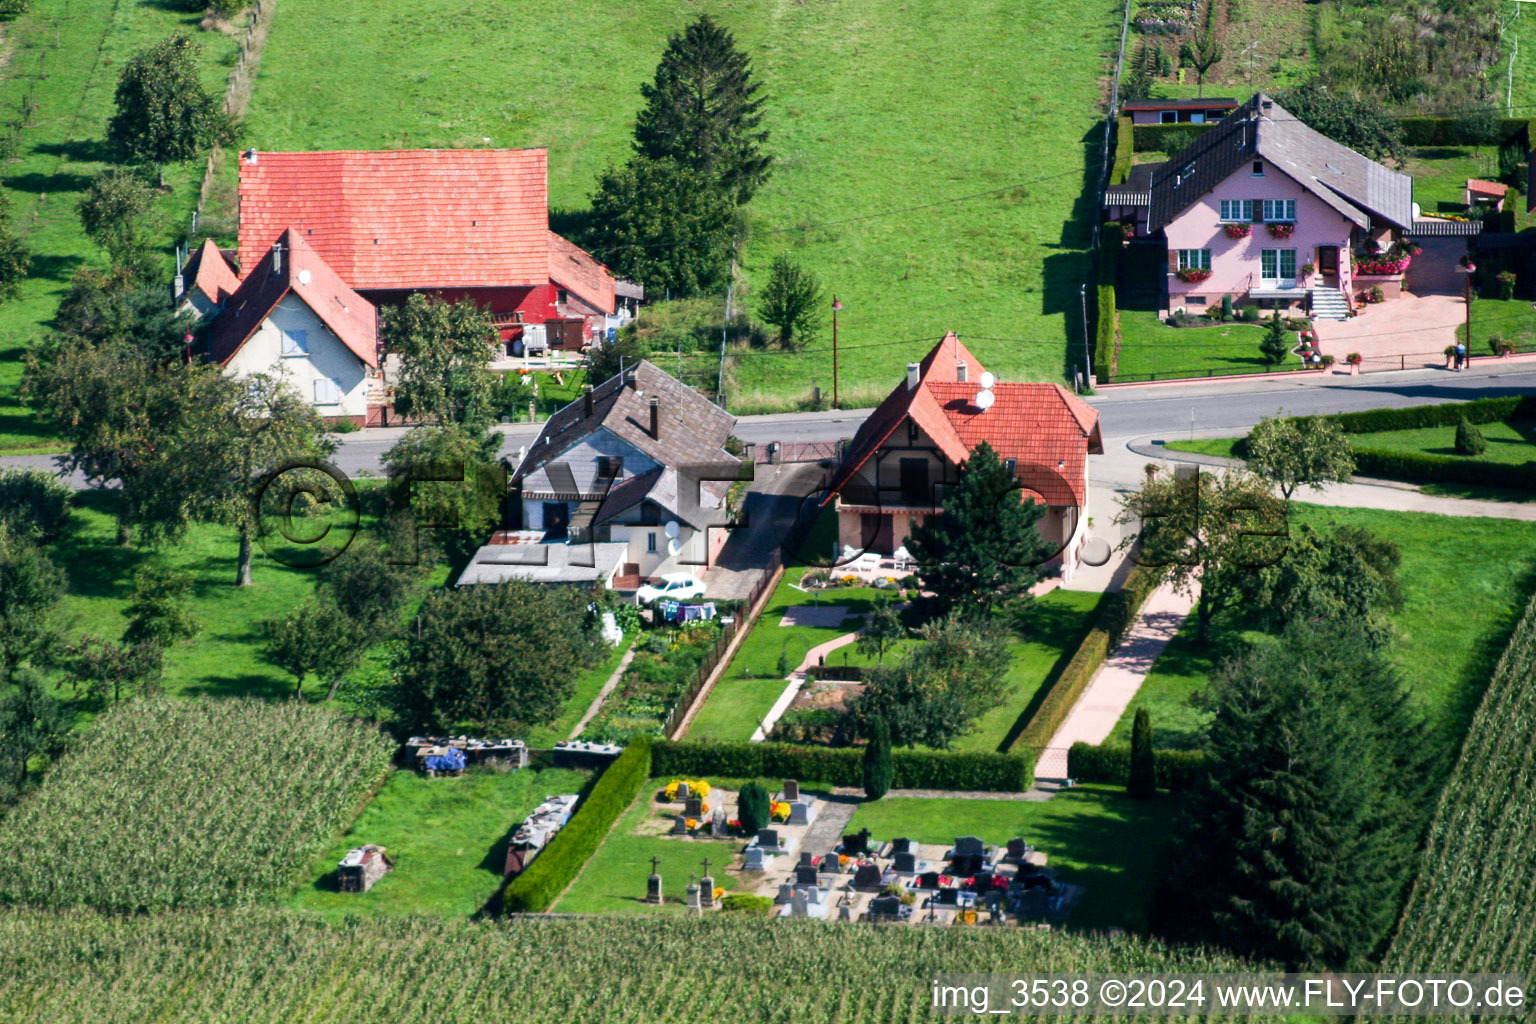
[1312,238,1466,371]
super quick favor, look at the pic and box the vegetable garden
[0,699,394,912]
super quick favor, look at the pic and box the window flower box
[1223,222,1251,239]
[1266,222,1295,239]
[1354,257,1411,276]
[1175,267,1211,283]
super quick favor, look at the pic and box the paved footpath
[1044,581,1195,752]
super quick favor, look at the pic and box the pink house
[1121,94,1417,319]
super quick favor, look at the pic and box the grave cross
[701,857,712,875]
[651,856,661,875]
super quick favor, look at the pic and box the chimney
[272,242,282,277]
[648,397,660,439]
[956,361,968,383]
[172,274,184,303]
[624,370,637,390]
[906,363,921,391]
[582,384,593,417]
[244,148,258,165]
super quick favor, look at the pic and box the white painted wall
[223,296,371,418]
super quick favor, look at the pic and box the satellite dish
[979,371,996,389]
[297,269,311,286]
[664,521,680,539]
[975,388,995,411]
[666,538,681,557]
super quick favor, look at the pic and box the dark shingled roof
[1147,93,1413,234]
[1121,97,1239,112]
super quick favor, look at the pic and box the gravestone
[790,891,809,918]
[818,852,841,874]
[684,796,704,819]
[782,779,800,801]
[1005,837,1028,861]
[892,851,918,874]
[950,853,984,875]
[953,836,984,856]
[799,851,814,868]
[869,895,901,918]
[646,855,663,905]
[934,888,961,907]
[711,808,728,838]
[838,904,852,922]
[675,782,691,801]
[777,883,795,903]
[671,815,689,836]
[915,871,943,890]
[842,829,871,855]
[755,828,782,853]
[795,864,819,886]
[744,847,769,872]
[890,837,911,855]
[700,858,715,909]
[852,863,883,890]
[685,874,701,912]
[787,801,813,826]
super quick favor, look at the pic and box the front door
[542,501,569,539]
[1318,245,1339,285]
[1261,248,1297,288]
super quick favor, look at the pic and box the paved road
[7,364,1534,488]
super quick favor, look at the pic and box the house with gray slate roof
[458,361,743,589]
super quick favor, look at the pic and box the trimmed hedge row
[1067,741,1207,791]
[1110,115,1133,186]
[1394,116,1531,148]
[651,741,1034,792]
[1131,122,1216,153]
[1009,564,1162,753]
[1095,224,1122,383]
[1353,449,1536,490]
[1326,395,1536,434]
[500,736,652,913]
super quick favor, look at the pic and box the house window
[1160,111,1177,124]
[281,329,308,356]
[1260,249,1297,284]
[312,377,342,404]
[1189,113,1205,124]
[1003,458,1018,475]
[557,288,569,305]
[1252,160,1264,177]
[1177,249,1211,271]
[1218,200,1253,222]
[647,532,657,553]
[1187,296,1207,305]
[1262,199,1296,222]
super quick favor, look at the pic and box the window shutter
[1169,249,1180,273]
[1251,200,1263,223]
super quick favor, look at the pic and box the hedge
[500,736,652,913]
[1393,116,1531,148]
[1131,122,1216,154]
[1352,449,1536,491]
[1110,115,1133,186]
[651,741,1034,792]
[1324,395,1536,434]
[1067,741,1207,791]
[1008,563,1162,753]
[1095,224,1122,383]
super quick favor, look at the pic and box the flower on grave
[700,801,709,815]
[685,818,699,830]
[727,819,741,829]
[664,781,680,800]
[770,801,790,822]
[938,874,952,887]
[713,887,725,900]
[839,854,850,867]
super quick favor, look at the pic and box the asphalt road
[6,364,1535,488]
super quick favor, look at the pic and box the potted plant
[1224,222,1251,239]
[1369,285,1385,304]
[1266,222,1295,239]
[1346,351,1363,374]
[1299,261,1316,280]
[1444,344,1457,368]
[1320,354,1336,370]
[1490,335,1516,357]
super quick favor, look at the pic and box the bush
[1238,305,1260,322]
[1111,116,1133,186]
[1352,448,1536,490]
[1008,565,1160,753]
[1067,741,1207,790]
[1095,224,1121,383]
[501,737,652,913]
[1323,395,1536,434]
[736,780,771,833]
[651,741,1035,792]
[1454,417,1487,456]
[1127,708,1156,799]
[1498,270,1517,301]
[0,469,72,541]
[718,893,774,915]
[863,717,893,799]
[1131,123,1217,153]
[0,0,32,19]
[1490,336,1515,356]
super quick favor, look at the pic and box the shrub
[501,737,652,913]
[1111,116,1133,186]
[1347,352,1363,365]
[1095,224,1121,382]
[0,0,32,19]
[1497,270,1517,300]
[0,468,71,541]
[1238,305,1260,322]
[1128,708,1156,798]
[862,717,893,800]
[1454,417,1487,456]
[736,780,771,833]
[1067,741,1208,790]
[1490,336,1515,356]
[718,893,774,915]
[1351,449,1536,490]
[651,741,1035,792]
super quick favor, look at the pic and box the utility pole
[831,296,843,410]
[1079,283,1091,385]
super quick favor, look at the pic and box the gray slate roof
[1147,94,1413,234]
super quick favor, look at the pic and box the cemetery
[403,736,530,775]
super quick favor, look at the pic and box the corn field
[0,910,1280,1024]
[1385,592,1536,976]
[0,699,394,912]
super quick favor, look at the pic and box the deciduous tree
[382,424,504,566]
[261,595,363,701]
[122,565,199,647]
[0,528,65,679]
[0,191,30,304]
[1232,524,1402,641]
[856,592,905,668]
[1244,414,1355,500]
[382,293,499,432]
[632,14,772,205]
[0,468,71,542]
[0,670,68,810]
[1274,80,1405,166]
[77,169,157,273]
[106,35,233,178]
[756,251,823,351]
[63,635,163,704]
[1181,30,1224,98]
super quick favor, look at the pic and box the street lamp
[831,296,843,410]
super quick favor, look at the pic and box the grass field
[240,0,1122,408]
[553,781,749,915]
[1107,504,1536,754]
[0,1,239,453]
[845,785,1183,932]
[1114,309,1293,382]
[1457,297,1536,357]
[288,765,590,920]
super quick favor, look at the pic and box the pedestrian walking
[1455,341,1467,371]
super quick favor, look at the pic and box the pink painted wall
[1164,164,1356,301]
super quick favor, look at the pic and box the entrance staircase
[1309,286,1349,321]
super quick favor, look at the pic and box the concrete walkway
[750,630,860,742]
[568,644,638,740]
[1043,581,1196,751]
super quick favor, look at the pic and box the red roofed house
[236,148,615,353]
[822,334,1104,582]
[176,238,241,319]
[209,227,380,424]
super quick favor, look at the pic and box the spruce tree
[1127,707,1156,798]
[863,716,893,800]
[737,780,771,834]
[1260,311,1292,365]
[1454,416,1486,456]
[633,15,772,205]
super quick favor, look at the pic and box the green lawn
[553,781,748,915]
[287,765,589,920]
[1109,505,1536,754]
[1403,146,1500,216]
[1115,309,1295,382]
[1161,437,1241,458]
[0,1,239,453]
[1457,297,1536,358]
[845,786,1183,932]
[242,0,1122,408]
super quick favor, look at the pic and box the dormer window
[1252,160,1264,177]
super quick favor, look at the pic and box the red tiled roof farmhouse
[211,227,379,369]
[237,149,552,290]
[824,333,1102,507]
[548,230,615,313]
[183,237,240,305]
